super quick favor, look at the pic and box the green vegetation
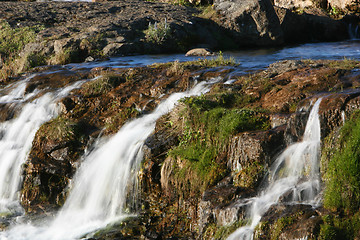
[185,52,237,67]
[0,20,43,59]
[317,214,360,240]
[39,117,81,142]
[105,107,140,134]
[203,221,246,240]
[151,53,238,70]
[168,93,269,194]
[0,20,44,79]
[50,47,82,65]
[82,73,125,97]
[270,216,295,240]
[144,20,171,44]
[327,58,360,69]
[323,111,360,212]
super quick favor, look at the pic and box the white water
[0,76,86,215]
[1,79,215,240]
[227,98,322,240]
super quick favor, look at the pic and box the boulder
[328,0,360,14]
[213,0,284,46]
[185,48,213,56]
[274,7,349,43]
[197,177,248,233]
[274,0,315,10]
[228,127,286,188]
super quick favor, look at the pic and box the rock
[198,177,248,233]
[274,7,348,43]
[274,0,315,10]
[328,0,360,13]
[102,43,125,56]
[227,127,286,188]
[213,0,284,46]
[85,56,95,62]
[255,203,322,240]
[270,114,290,128]
[185,48,213,56]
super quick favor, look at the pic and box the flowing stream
[0,39,358,239]
[0,79,215,240]
[227,98,322,240]
[0,76,86,216]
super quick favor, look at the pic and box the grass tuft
[323,111,360,212]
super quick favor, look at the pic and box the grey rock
[185,48,213,56]
[213,0,284,46]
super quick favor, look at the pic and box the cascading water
[1,79,216,240]
[0,76,87,215]
[227,98,322,240]
[349,23,360,40]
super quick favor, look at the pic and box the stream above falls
[67,40,360,73]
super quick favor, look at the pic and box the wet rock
[213,0,284,46]
[228,127,286,188]
[0,103,17,122]
[255,204,322,240]
[198,177,248,233]
[185,48,213,56]
[270,114,290,128]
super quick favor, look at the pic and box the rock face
[274,7,349,43]
[11,59,360,239]
[213,0,284,46]
[228,127,286,188]
[328,0,360,13]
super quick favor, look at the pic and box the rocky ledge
[0,0,359,80]
[10,58,360,239]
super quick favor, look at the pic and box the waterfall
[349,23,360,40]
[1,79,215,240]
[227,98,322,240]
[0,76,86,215]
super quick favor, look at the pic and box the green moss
[105,107,140,134]
[270,216,295,240]
[326,58,360,69]
[317,214,360,240]
[50,47,82,65]
[39,117,81,142]
[0,20,43,59]
[0,20,44,78]
[168,93,269,195]
[203,221,246,240]
[184,52,238,67]
[82,73,125,97]
[323,111,360,212]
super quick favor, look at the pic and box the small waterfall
[0,76,86,215]
[1,79,215,240]
[349,23,360,40]
[227,98,322,240]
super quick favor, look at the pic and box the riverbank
[0,0,358,80]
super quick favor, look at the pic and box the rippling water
[68,40,360,72]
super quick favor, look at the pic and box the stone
[328,0,360,13]
[274,7,348,43]
[270,114,290,128]
[227,127,286,179]
[185,48,213,56]
[213,0,284,46]
[274,0,315,9]
[102,43,133,56]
